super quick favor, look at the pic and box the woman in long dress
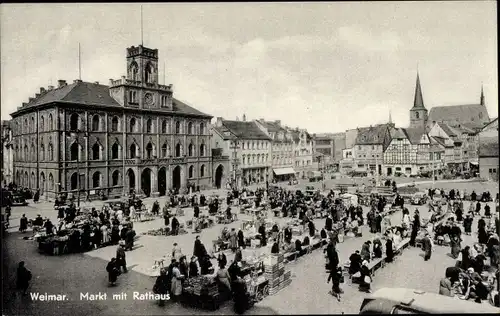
[101,224,109,245]
[170,262,184,301]
[450,233,461,259]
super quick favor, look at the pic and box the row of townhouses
[211,116,317,189]
[337,73,496,179]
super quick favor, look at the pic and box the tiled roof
[478,141,499,157]
[258,120,285,133]
[481,117,498,132]
[13,81,211,117]
[355,124,390,145]
[437,122,457,137]
[431,136,453,148]
[289,129,312,142]
[404,127,426,145]
[222,120,271,140]
[212,126,236,141]
[428,104,490,130]
[390,127,407,139]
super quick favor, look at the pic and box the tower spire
[412,71,425,109]
[78,43,81,80]
[480,83,485,106]
[389,109,393,124]
[140,5,144,46]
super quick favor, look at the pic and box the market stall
[181,275,221,310]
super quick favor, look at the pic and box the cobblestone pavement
[2,179,498,315]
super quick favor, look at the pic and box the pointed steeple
[480,84,485,106]
[412,72,425,109]
[388,109,393,124]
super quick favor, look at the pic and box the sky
[1,2,497,133]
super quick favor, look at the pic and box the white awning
[273,167,296,176]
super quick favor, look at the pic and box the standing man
[421,232,433,261]
[116,242,128,273]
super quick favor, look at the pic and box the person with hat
[189,256,199,278]
[463,214,473,236]
[153,268,169,306]
[106,258,120,286]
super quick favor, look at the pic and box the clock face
[144,93,154,106]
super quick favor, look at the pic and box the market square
[1,2,499,315]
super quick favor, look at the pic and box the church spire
[480,84,485,106]
[388,109,393,124]
[412,71,425,109]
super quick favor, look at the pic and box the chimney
[48,85,54,91]
[275,120,281,126]
[35,93,40,98]
[236,116,240,121]
[216,117,223,127]
[109,79,114,86]
[58,80,66,88]
[242,114,247,122]
[40,87,46,94]
[22,102,28,107]
[28,97,34,103]
[94,81,99,85]
[73,79,82,84]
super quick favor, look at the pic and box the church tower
[109,45,173,109]
[409,72,428,130]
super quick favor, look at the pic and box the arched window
[31,144,36,161]
[145,63,153,83]
[111,116,119,132]
[48,173,54,190]
[189,165,194,178]
[146,142,154,159]
[146,119,152,133]
[242,154,246,165]
[48,114,53,131]
[112,170,120,186]
[175,143,182,157]
[161,120,168,133]
[129,143,137,159]
[92,143,101,160]
[40,116,45,131]
[70,172,78,190]
[92,115,100,131]
[111,142,120,159]
[40,143,45,161]
[415,112,420,119]
[31,117,35,132]
[129,118,136,133]
[200,164,206,177]
[175,121,181,134]
[70,113,79,131]
[24,145,28,161]
[199,143,206,157]
[257,154,260,163]
[24,118,28,133]
[188,122,193,135]
[130,62,139,81]
[188,143,194,157]
[92,172,101,188]
[48,143,54,161]
[161,143,169,158]
[200,122,205,135]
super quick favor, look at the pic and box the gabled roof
[428,104,490,130]
[289,129,312,142]
[437,122,457,137]
[212,126,237,141]
[222,120,271,140]
[430,136,453,148]
[355,124,390,145]
[404,127,427,145]
[390,127,407,139]
[481,117,498,132]
[12,81,211,118]
[479,141,499,157]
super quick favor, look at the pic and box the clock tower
[109,45,173,109]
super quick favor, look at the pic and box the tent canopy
[273,167,296,176]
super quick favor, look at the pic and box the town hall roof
[11,81,211,118]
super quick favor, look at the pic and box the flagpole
[78,43,81,80]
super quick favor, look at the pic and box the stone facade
[10,44,213,201]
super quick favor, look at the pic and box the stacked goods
[264,254,286,295]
